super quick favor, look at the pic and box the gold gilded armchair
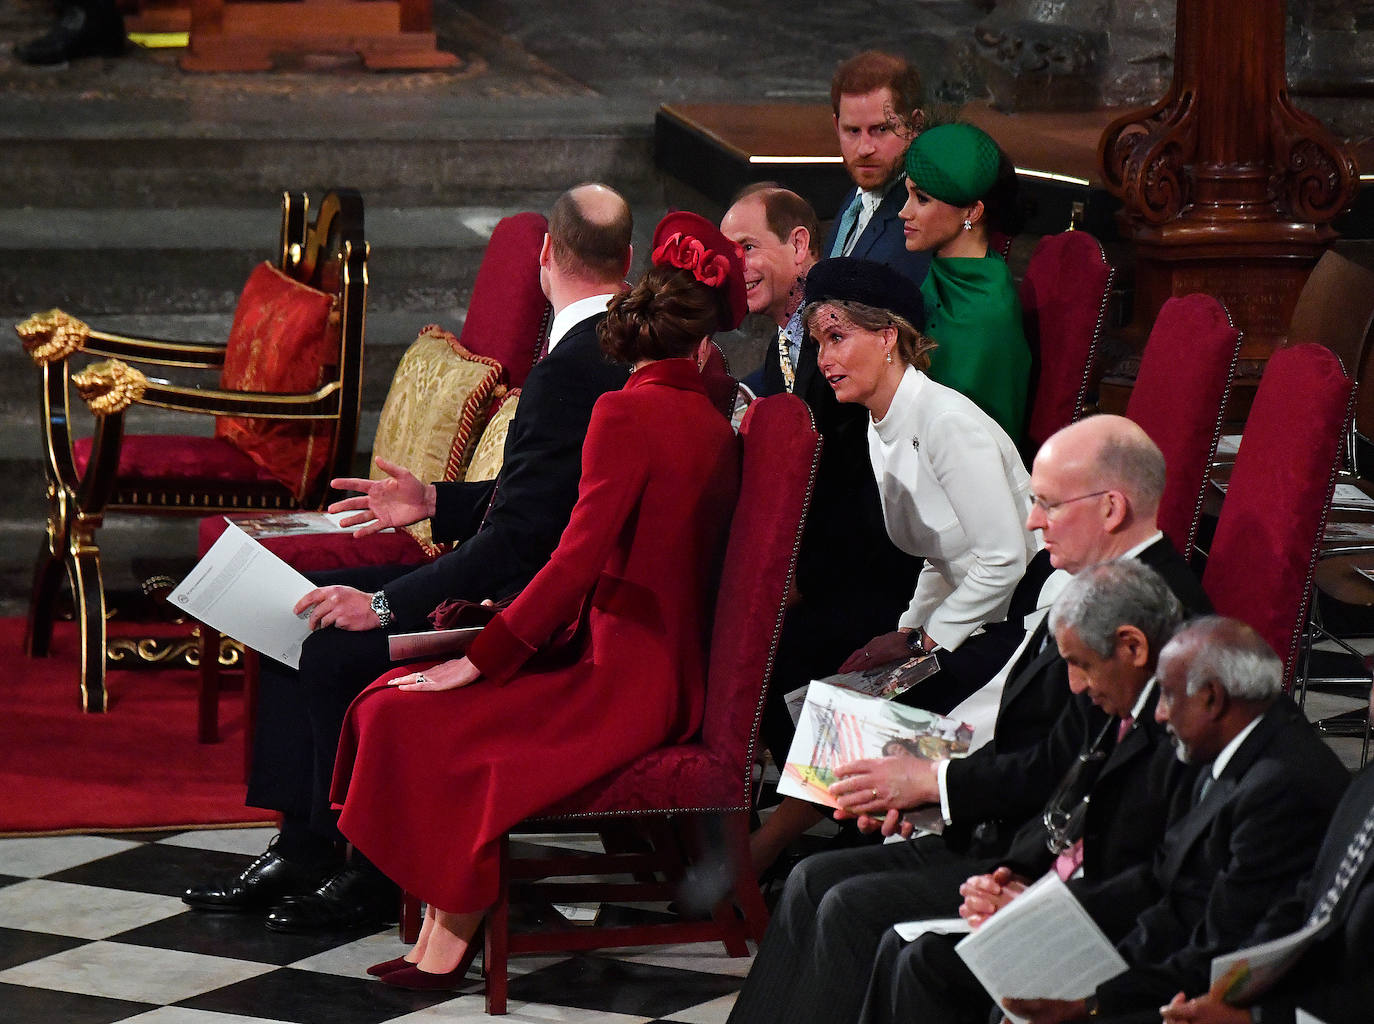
[17,189,367,713]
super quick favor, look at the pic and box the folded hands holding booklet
[778,668,972,833]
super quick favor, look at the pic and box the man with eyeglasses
[857,558,1199,1023]
[726,415,1210,1024]
[880,617,1348,1024]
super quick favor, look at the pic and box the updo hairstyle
[801,298,937,372]
[600,263,725,364]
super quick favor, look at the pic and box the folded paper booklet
[168,523,315,669]
[777,679,971,827]
[784,653,941,726]
[952,873,1127,1024]
[224,510,356,539]
[388,627,482,662]
[1208,917,1325,1005]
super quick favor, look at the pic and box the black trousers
[726,834,998,1024]
[243,565,433,843]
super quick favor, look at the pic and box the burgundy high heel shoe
[380,925,484,991]
[366,955,414,977]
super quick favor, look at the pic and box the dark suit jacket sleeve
[429,478,497,545]
[381,319,628,625]
[944,687,1094,834]
[1258,884,1374,1024]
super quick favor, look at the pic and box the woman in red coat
[329,212,748,990]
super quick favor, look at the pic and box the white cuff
[937,758,953,825]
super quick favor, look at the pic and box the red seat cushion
[74,434,281,485]
[198,515,430,571]
[215,262,340,501]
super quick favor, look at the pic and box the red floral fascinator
[651,211,748,331]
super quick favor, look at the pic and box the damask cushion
[372,325,504,554]
[215,261,339,501]
[463,388,520,484]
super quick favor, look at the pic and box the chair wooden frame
[19,189,367,715]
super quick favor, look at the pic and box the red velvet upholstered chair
[454,211,550,388]
[17,189,367,714]
[1018,230,1114,456]
[1202,344,1354,691]
[1126,294,1241,560]
[468,393,820,1014]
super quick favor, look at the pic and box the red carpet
[0,617,275,835]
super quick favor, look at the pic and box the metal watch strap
[370,590,393,629]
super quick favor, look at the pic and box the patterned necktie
[1307,804,1374,925]
[776,327,796,393]
[831,193,863,258]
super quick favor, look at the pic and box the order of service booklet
[783,653,941,725]
[168,522,315,668]
[1208,917,1326,1005]
[950,873,1127,1024]
[777,678,972,827]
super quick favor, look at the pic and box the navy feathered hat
[802,257,925,329]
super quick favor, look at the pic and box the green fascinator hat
[904,123,1001,207]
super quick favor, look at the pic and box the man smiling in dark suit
[182,183,634,934]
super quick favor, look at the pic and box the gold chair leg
[25,534,67,659]
[67,541,108,713]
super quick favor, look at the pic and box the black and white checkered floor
[0,827,750,1024]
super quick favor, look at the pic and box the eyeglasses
[1029,489,1111,519]
[1042,718,1114,855]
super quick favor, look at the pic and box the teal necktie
[831,193,863,258]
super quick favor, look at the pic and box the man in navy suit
[825,50,931,287]
[182,183,634,933]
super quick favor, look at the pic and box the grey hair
[1048,558,1183,658]
[1091,424,1166,515]
[1160,615,1283,701]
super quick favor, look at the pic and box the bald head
[548,182,633,285]
[1028,415,1166,572]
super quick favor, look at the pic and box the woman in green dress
[898,122,1030,442]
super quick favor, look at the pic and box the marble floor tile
[120,1007,299,1023]
[386,997,651,1023]
[660,992,740,1024]
[0,879,185,939]
[284,930,415,978]
[0,835,140,878]
[157,829,280,857]
[609,942,755,979]
[0,939,274,1003]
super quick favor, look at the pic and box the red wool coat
[331,358,740,912]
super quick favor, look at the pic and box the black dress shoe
[183,838,336,912]
[264,866,398,933]
[15,3,126,66]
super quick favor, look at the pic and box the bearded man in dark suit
[183,183,634,933]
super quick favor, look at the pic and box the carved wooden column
[1099,0,1358,374]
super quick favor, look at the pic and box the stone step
[0,93,656,209]
[0,203,558,317]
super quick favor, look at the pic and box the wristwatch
[370,590,394,629]
[906,627,930,655]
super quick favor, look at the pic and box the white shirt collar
[1122,531,1165,560]
[1211,714,1264,780]
[547,293,616,352]
[1129,678,1156,723]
